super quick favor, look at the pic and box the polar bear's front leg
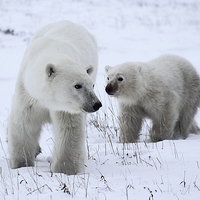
[8,107,42,169]
[51,111,86,175]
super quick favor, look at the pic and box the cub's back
[147,55,199,87]
[148,55,200,104]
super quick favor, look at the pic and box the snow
[1,0,200,199]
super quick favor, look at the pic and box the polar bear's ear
[105,65,112,73]
[46,63,56,77]
[86,65,94,75]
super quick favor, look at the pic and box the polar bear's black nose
[93,101,102,111]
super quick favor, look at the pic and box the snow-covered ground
[1,0,200,199]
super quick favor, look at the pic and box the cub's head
[24,60,102,114]
[105,62,143,103]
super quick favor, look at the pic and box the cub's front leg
[149,103,178,142]
[51,111,86,175]
[119,104,143,143]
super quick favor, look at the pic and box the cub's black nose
[93,101,102,111]
[105,84,112,94]
[105,84,116,95]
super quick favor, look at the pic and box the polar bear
[105,55,200,142]
[8,21,102,175]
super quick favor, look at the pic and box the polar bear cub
[105,55,200,142]
[8,21,102,175]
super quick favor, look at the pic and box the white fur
[8,21,101,174]
[105,55,200,142]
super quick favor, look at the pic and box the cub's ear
[105,65,112,73]
[86,65,94,75]
[137,66,142,76]
[46,63,56,77]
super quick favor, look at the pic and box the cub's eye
[93,84,95,88]
[74,84,82,89]
[117,77,123,82]
[107,77,109,80]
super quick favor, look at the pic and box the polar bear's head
[24,59,102,114]
[105,62,143,103]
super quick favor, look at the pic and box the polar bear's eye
[46,63,56,77]
[107,77,109,80]
[86,65,94,75]
[49,67,54,76]
[117,77,123,82]
[74,84,82,89]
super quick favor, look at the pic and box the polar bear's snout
[93,101,102,111]
[82,95,102,113]
[81,88,102,113]
[82,100,102,113]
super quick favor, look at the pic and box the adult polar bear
[8,21,102,175]
[105,55,200,142]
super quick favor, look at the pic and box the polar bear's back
[31,21,96,47]
[32,21,97,66]
[21,21,98,81]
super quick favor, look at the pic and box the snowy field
[1,0,200,199]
